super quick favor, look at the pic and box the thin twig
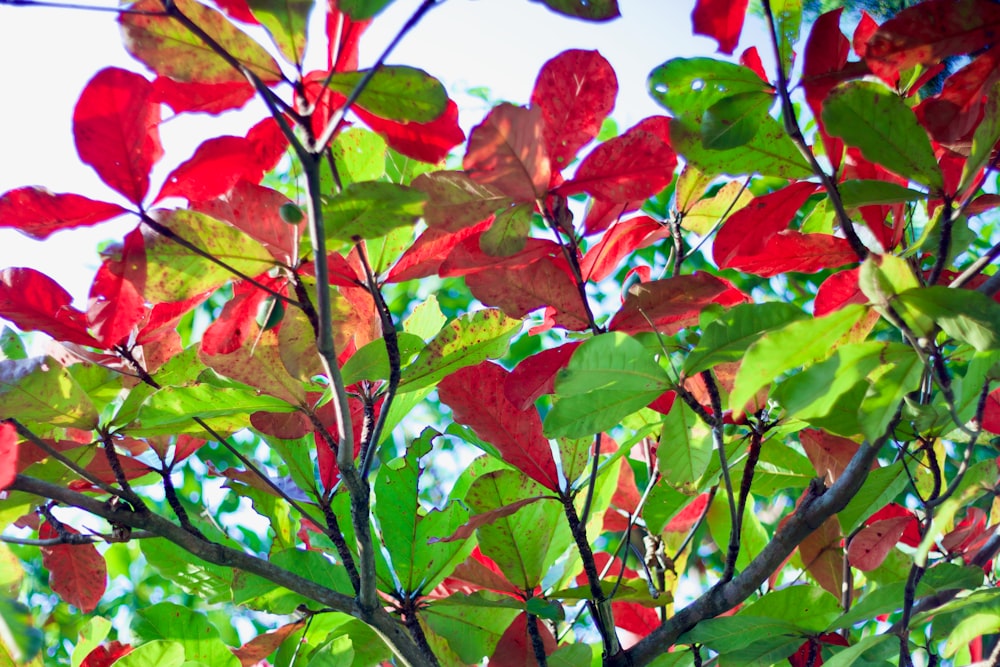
[700,371,738,583]
[7,420,119,497]
[0,0,165,13]
[0,530,156,546]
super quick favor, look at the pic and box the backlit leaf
[610,273,748,335]
[120,0,283,85]
[247,0,312,65]
[39,522,106,613]
[155,135,258,203]
[0,268,101,347]
[0,357,98,429]
[480,204,533,257]
[671,115,812,179]
[132,384,297,435]
[545,332,670,439]
[109,641,183,667]
[658,401,712,489]
[412,171,510,233]
[322,181,425,242]
[692,0,749,54]
[700,90,774,149]
[73,67,162,205]
[0,423,16,492]
[354,99,465,164]
[685,302,808,376]
[464,104,551,204]
[134,602,239,667]
[327,66,447,123]
[681,180,753,235]
[338,0,393,20]
[894,285,1000,351]
[822,81,942,190]
[0,188,126,240]
[504,342,581,411]
[649,57,770,125]
[531,49,618,170]
[439,362,560,491]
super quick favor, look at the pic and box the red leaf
[445,547,522,597]
[195,181,300,264]
[214,0,256,22]
[465,257,591,331]
[581,215,668,282]
[740,46,768,82]
[0,423,17,491]
[88,258,146,348]
[583,197,643,235]
[326,0,370,72]
[848,516,912,570]
[73,67,162,205]
[605,454,641,532]
[557,116,676,202]
[915,44,1000,144]
[490,612,556,667]
[386,220,493,283]
[201,277,280,355]
[0,268,101,347]
[530,49,618,171]
[664,493,710,533]
[866,503,921,547]
[713,182,817,269]
[609,273,748,335]
[464,103,551,203]
[438,362,560,491]
[800,429,860,485]
[613,601,660,636]
[246,118,289,175]
[648,390,677,416]
[798,515,843,598]
[80,641,132,667]
[692,0,750,55]
[942,507,987,554]
[355,99,465,165]
[441,234,561,278]
[250,410,311,440]
[815,268,865,317]
[0,188,126,240]
[136,291,211,345]
[152,76,255,115]
[233,621,305,667]
[983,387,1000,434]
[726,231,858,278]
[156,136,259,203]
[504,342,581,410]
[803,9,850,168]
[312,395,370,490]
[39,521,107,613]
[865,0,1000,85]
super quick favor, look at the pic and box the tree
[0,0,999,665]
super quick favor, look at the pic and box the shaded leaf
[610,273,748,335]
[464,104,550,204]
[0,357,98,429]
[532,0,619,21]
[39,522,106,613]
[848,516,912,571]
[700,90,774,149]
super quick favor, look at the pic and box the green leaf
[658,401,712,492]
[398,309,521,392]
[894,285,1000,351]
[822,634,894,667]
[479,203,533,257]
[556,435,592,487]
[944,610,1000,658]
[838,462,909,534]
[680,179,753,234]
[337,0,394,20]
[769,0,802,74]
[649,58,772,125]
[730,304,866,415]
[232,549,354,614]
[838,179,927,206]
[134,603,238,667]
[120,0,282,84]
[858,345,924,441]
[423,597,519,665]
[685,302,807,375]
[642,482,694,535]
[375,429,474,594]
[533,0,619,21]
[323,181,425,242]
[0,357,97,429]
[0,327,26,361]
[143,209,274,302]
[71,618,111,667]
[670,116,812,179]
[326,66,447,123]
[112,641,185,667]
[0,598,42,663]
[247,0,312,65]
[739,586,840,634]
[341,332,424,386]
[544,332,670,439]
[327,128,387,188]
[133,384,298,436]
[307,635,354,667]
[822,81,943,191]
[700,91,774,150]
[706,490,769,573]
[403,295,446,340]
[464,469,568,590]
[773,342,885,424]
[141,539,232,604]
[680,616,801,653]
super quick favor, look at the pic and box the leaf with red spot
[692,0,750,54]
[152,76,255,115]
[355,100,465,165]
[465,257,591,331]
[726,231,858,278]
[504,342,581,411]
[609,274,748,335]
[0,422,16,491]
[0,188,126,240]
[88,257,146,349]
[464,103,551,203]
[438,362,560,491]
[866,503,920,547]
[848,515,913,570]
[73,67,163,205]
[155,136,260,203]
[713,182,817,269]
[530,49,617,172]
[201,325,307,406]
[557,116,676,202]
[39,521,107,613]
[815,268,865,316]
[581,215,667,282]
[490,612,556,667]
[195,181,300,264]
[865,0,1000,77]
[0,268,101,347]
[441,235,561,278]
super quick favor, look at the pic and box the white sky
[0,0,765,305]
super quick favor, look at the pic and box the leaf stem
[700,371,738,583]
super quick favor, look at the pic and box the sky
[0,0,765,306]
